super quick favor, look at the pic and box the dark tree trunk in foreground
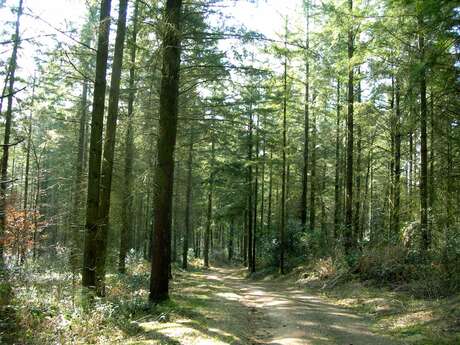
[119,0,139,274]
[0,0,23,269]
[149,0,183,303]
[97,0,128,293]
[344,0,354,258]
[82,0,112,294]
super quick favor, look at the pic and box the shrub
[357,245,414,284]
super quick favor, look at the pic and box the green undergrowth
[1,257,246,345]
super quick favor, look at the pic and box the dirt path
[131,266,402,345]
[210,267,401,345]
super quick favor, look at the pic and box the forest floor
[127,266,402,345]
[3,261,459,344]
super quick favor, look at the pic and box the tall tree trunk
[23,80,35,214]
[0,0,23,269]
[361,149,372,239]
[353,68,363,243]
[119,0,139,274]
[259,122,266,251]
[334,80,341,239]
[182,124,193,269]
[320,164,327,251]
[172,162,180,264]
[369,163,375,241]
[344,0,355,258]
[82,0,112,294]
[392,78,401,242]
[70,75,88,271]
[353,125,362,243]
[243,209,247,265]
[21,79,35,265]
[409,131,413,196]
[31,143,46,261]
[267,150,273,234]
[95,0,129,296]
[445,117,452,256]
[389,77,395,240]
[32,162,41,261]
[418,18,429,253]
[428,90,434,245]
[149,0,183,302]
[300,3,310,229]
[144,192,151,260]
[228,217,234,261]
[309,109,316,232]
[204,136,214,268]
[247,110,254,272]
[252,115,259,273]
[280,20,288,274]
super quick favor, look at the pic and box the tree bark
[70,75,88,272]
[243,209,247,265]
[259,120,266,253]
[300,3,310,229]
[267,150,273,235]
[95,0,129,295]
[149,0,183,302]
[428,90,434,245]
[119,0,139,274]
[353,125,361,243]
[334,80,341,239]
[309,109,316,232]
[204,136,214,268]
[418,18,429,253]
[344,0,355,258]
[228,217,234,261]
[172,161,180,264]
[82,0,112,294]
[0,0,23,269]
[392,78,401,242]
[247,109,254,272]
[252,115,259,273]
[182,123,193,269]
[280,21,288,274]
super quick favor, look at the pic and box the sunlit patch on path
[126,266,402,344]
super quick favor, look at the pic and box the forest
[0,0,459,344]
